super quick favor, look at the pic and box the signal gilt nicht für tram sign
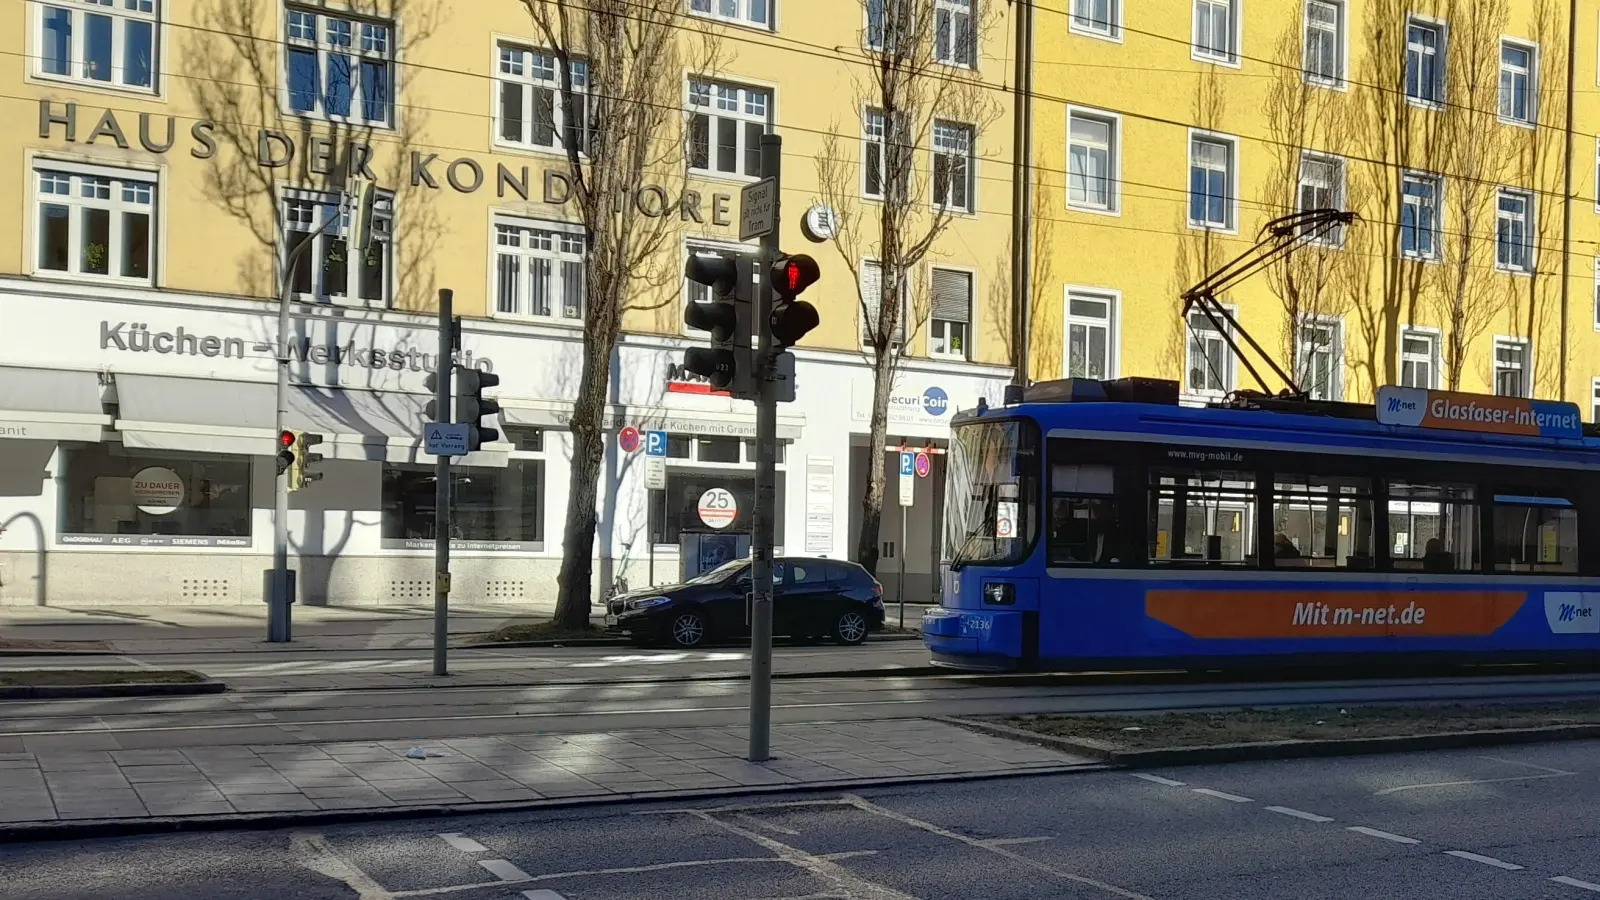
[1376,386,1582,439]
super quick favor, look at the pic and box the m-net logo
[922,387,950,417]
[1545,592,1600,634]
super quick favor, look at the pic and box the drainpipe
[1009,0,1035,385]
[1559,0,1576,401]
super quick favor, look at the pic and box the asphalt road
[12,740,1600,899]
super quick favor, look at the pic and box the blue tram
[922,377,1600,672]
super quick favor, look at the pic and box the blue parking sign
[646,431,668,457]
[899,451,915,477]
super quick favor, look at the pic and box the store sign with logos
[97,320,496,375]
[852,380,959,427]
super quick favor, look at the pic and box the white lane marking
[734,812,801,836]
[290,831,393,900]
[1445,850,1523,871]
[1265,806,1334,823]
[841,795,1157,900]
[1192,788,1253,803]
[387,856,799,898]
[1553,876,1600,892]
[1374,772,1572,796]
[436,833,488,853]
[479,860,533,882]
[638,799,851,816]
[253,712,277,720]
[521,892,568,900]
[1479,755,1578,776]
[694,810,925,900]
[1347,826,1421,845]
[1130,773,1186,787]
[981,837,1054,847]
[117,654,155,670]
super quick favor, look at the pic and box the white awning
[500,399,806,440]
[113,374,508,467]
[0,366,110,443]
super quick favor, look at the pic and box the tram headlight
[982,583,1015,606]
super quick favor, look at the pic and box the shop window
[1493,493,1578,574]
[697,437,741,463]
[1271,474,1374,569]
[35,0,158,91]
[1148,468,1256,564]
[650,469,786,546]
[1048,463,1120,565]
[35,165,156,283]
[60,445,251,545]
[282,191,392,305]
[284,6,393,127]
[1388,480,1477,572]
[502,425,543,452]
[381,461,544,549]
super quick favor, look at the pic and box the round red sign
[618,426,641,453]
[914,452,931,478]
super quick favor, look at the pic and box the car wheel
[833,610,869,646]
[669,610,709,648]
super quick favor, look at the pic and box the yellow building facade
[0,0,1016,605]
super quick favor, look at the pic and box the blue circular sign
[922,387,950,417]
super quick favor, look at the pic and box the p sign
[899,452,915,478]
[646,430,668,457]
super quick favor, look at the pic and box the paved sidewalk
[0,719,1092,827]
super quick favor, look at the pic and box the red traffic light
[772,255,819,298]
[279,430,296,448]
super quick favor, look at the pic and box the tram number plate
[960,615,992,636]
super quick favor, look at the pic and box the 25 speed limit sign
[697,488,738,529]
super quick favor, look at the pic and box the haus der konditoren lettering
[37,100,739,223]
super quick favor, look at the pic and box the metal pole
[433,290,455,677]
[748,134,781,763]
[1559,0,1577,400]
[898,510,906,630]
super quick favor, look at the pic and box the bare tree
[518,0,717,628]
[1515,0,1570,397]
[1165,67,1228,389]
[814,0,1001,576]
[986,174,1058,380]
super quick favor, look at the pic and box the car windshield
[944,417,1040,569]
[686,559,748,585]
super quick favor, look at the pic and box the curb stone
[0,680,227,700]
[0,761,1104,844]
[457,632,923,650]
[228,666,947,693]
[936,715,1600,768]
[0,648,118,658]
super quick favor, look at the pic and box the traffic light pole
[748,134,781,763]
[433,289,455,678]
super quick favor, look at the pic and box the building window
[866,0,912,52]
[1400,328,1440,389]
[1494,337,1530,397]
[285,7,393,127]
[1064,291,1116,380]
[1400,172,1440,260]
[861,259,908,347]
[1594,258,1600,330]
[689,80,771,178]
[932,120,974,212]
[1303,0,1344,86]
[1296,318,1342,401]
[497,45,591,153]
[1499,40,1534,124]
[283,192,392,305]
[35,165,156,283]
[1185,310,1233,395]
[35,0,158,91]
[1070,0,1120,38]
[934,0,976,66]
[863,109,910,201]
[1193,0,1236,63]
[688,0,772,29]
[1068,110,1118,212]
[1496,189,1533,272]
[382,462,545,550]
[1297,153,1345,243]
[1188,134,1235,230]
[1405,18,1444,106]
[1592,378,1600,423]
[929,268,972,359]
[494,218,585,323]
[60,445,251,544]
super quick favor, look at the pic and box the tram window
[1271,475,1374,569]
[1388,481,1477,573]
[1049,463,1119,566]
[1148,469,1256,565]
[1492,494,1579,575]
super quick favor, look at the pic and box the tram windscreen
[944,418,1039,569]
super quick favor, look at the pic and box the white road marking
[290,831,393,900]
[1265,806,1333,823]
[253,712,277,720]
[1374,772,1573,796]
[436,833,488,853]
[734,813,801,836]
[1191,788,1253,803]
[117,655,155,670]
[1130,773,1186,787]
[1445,850,1523,871]
[638,799,852,816]
[841,795,1158,900]
[1553,876,1600,892]
[1347,826,1421,845]
[388,856,804,898]
[521,892,568,900]
[695,810,925,900]
[981,837,1054,847]
[1479,755,1578,776]
[479,860,533,882]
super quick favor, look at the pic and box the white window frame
[681,237,758,336]
[688,78,773,181]
[32,160,159,285]
[282,5,394,128]
[928,266,975,361]
[932,119,975,213]
[1405,16,1446,108]
[865,0,913,53]
[282,188,394,307]
[1069,0,1122,41]
[1192,0,1240,66]
[687,0,774,30]
[860,258,911,349]
[1594,137,1600,213]
[1295,315,1344,401]
[933,0,976,68]
[1495,187,1534,274]
[1297,152,1346,245]
[1067,107,1120,215]
[862,107,910,202]
[491,215,587,325]
[1184,305,1237,400]
[1187,130,1239,233]
[31,0,161,93]
[1400,170,1442,261]
[1399,326,1442,389]
[1492,336,1532,398]
[1592,377,1600,423]
[1063,287,1121,380]
[1498,38,1537,126]
[1303,0,1346,88]
[1593,257,1600,331]
[494,43,591,156]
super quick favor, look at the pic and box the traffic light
[768,254,821,350]
[682,253,754,398]
[276,430,297,478]
[294,431,325,490]
[458,368,501,451]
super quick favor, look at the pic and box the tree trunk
[552,325,614,629]
[854,345,895,576]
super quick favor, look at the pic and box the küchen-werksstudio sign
[39,100,739,225]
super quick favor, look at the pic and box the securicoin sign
[1376,386,1583,439]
